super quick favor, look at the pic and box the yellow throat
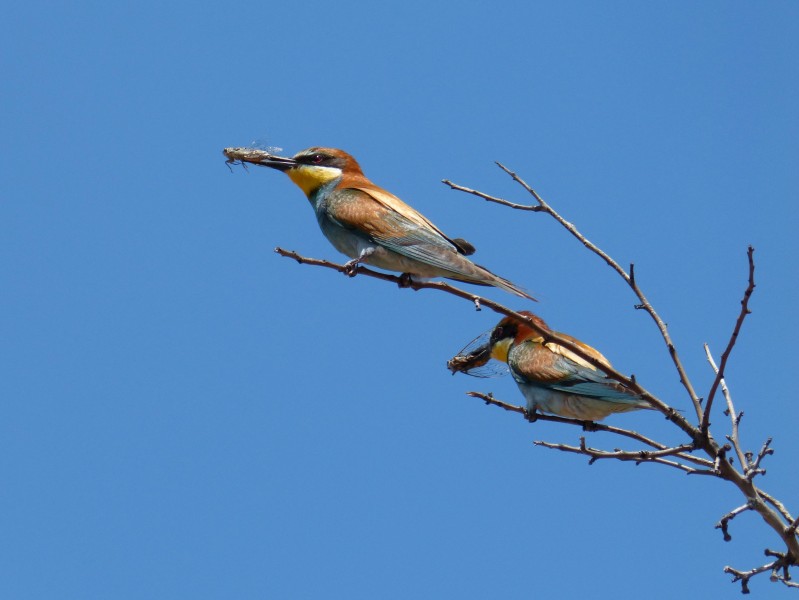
[287,165,343,196]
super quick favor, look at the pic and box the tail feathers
[454,262,536,301]
[494,273,536,301]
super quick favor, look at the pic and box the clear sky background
[2,2,798,598]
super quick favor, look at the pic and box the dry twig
[704,344,748,470]
[700,246,756,434]
[465,391,711,468]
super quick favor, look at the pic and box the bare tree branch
[725,550,798,594]
[701,246,756,434]
[276,243,797,589]
[274,249,690,432]
[274,161,796,590]
[441,180,544,212]
[747,438,774,481]
[465,391,527,417]
[787,516,799,538]
[761,492,797,528]
[704,343,747,469]
[452,163,706,421]
[439,164,798,589]
[533,437,715,474]
[465,391,712,468]
[717,503,753,542]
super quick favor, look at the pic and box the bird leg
[342,258,360,277]
[524,408,539,423]
[342,248,375,277]
[398,273,415,288]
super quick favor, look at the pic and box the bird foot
[524,409,539,423]
[343,248,375,277]
[342,258,360,277]
[581,420,600,432]
[398,273,415,288]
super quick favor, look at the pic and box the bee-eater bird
[448,311,651,420]
[230,146,534,300]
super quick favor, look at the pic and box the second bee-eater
[448,311,651,420]
[233,146,534,300]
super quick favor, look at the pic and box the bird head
[254,147,363,197]
[447,311,549,374]
[487,311,549,363]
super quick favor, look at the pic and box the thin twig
[441,180,544,211]
[466,391,712,468]
[717,503,753,542]
[533,438,713,475]
[701,246,756,434]
[704,343,747,469]
[745,438,773,481]
[465,391,526,417]
[725,551,797,594]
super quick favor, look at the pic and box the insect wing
[447,330,508,378]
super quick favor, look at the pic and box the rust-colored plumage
[228,146,534,299]
[449,311,651,421]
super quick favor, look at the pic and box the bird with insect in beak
[448,311,651,421]
[224,146,534,300]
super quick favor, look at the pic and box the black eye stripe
[491,324,517,344]
[294,152,351,171]
[297,153,328,165]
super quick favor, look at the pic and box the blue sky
[2,2,798,598]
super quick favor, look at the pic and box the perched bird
[230,146,534,300]
[448,311,651,420]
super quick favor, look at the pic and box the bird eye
[311,154,324,164]
[490,326,504,344]
[491,324,514,345]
